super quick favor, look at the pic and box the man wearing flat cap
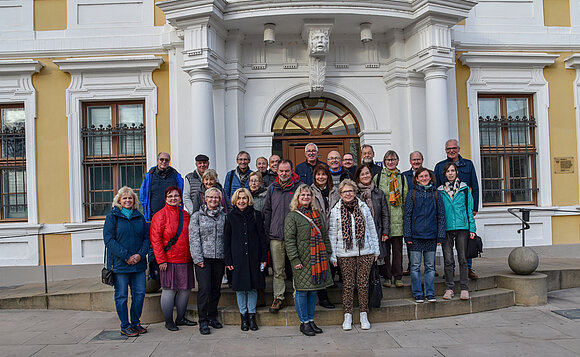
[184,154,212,214]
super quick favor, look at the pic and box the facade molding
[564,54,580,204]
[459,51,557,209]
[55,55,163,223]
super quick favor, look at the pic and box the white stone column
[423,66,451,168]
[189,68,217,163]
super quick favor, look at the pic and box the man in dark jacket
[140,152,184,222]
[361,144,382,177]
[295,143,326,185]
[342,152,357,177]
[401,150,425,276]
[433,139,480,279]
[183,154,210,214]
[263,159,302,313]
[327,150,352,186]
[257,156,277,187]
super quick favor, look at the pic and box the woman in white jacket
[329,179,380,331]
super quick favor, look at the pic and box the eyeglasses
[385,158,397,162]
[341,190,355,194]
[238,158,250,162]
[306,150,317,153]
[206,196,220,200]
[166,194,180,199]
[445,147,459,151]
[158,158,170,162]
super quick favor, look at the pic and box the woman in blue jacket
[103,186,150,337]
[437,162,476,301]
[403,168,446,303]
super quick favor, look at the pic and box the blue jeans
[113,271,146,329]
[410,250,435,299]
[236,290,258,314]
[294,290,317,323]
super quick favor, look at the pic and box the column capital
[421,66,449,81]
[188,68,214,84]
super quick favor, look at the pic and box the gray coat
[358,187,390,259]
[188,207,227,264]
[311,184,339,227]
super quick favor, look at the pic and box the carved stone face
[309,30,329,56]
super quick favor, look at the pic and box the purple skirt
[160,262,195,290]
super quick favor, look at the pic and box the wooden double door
[281,137,359,168]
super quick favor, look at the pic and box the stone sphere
[508,247,539,275]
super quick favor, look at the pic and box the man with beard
[361,144,382,177]
[342,152,357,177]
[263,159,302,313]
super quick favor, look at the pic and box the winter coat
[150,204,192,264]
[437,182,477,233]
[251,187,268,213]
[295,160,327,186]
[328,198,380,262]
[103,207,149,273]
[284,210,333,291]
[261,170,277,188]
[403,185,446,244]
[373,168,408,237]
[183,170,204,214]
[224,206,267,291]
[188,207,227,264]
[311,184,340,227]
[139,166,184,221]
[434,155,479,211]
[263,173,302,241]
[357,187,390,259]
[224,168,252,201]
[191,183,231,214]
[402,168,415,189]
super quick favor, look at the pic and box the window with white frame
[0,104,26,220]
[478,94,537,205]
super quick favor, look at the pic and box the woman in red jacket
[150,186,197,331]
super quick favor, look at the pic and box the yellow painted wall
[38,234,72,265]
[544,53,579,206]
[32,59,71,225]
[552,216,580,244]
[544,0,571,27]
[152,54,171,155]
[455,52,472,158]
[154,0,167,27]
[34,0,67,31]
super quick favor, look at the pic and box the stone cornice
[564,54,580,69]
[54,55,164,73]
[458,52,559,68]
[0,59,43,75]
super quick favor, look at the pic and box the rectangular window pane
[509,155,532,202]
[118,104,144,155]
[506,98,528,118]
[481,155,504,203]
[88,166,113,216]
[120,164,145,194]
[478,98,502,146]
[1,108,26,158]
[478,98,500,118]
[2,169,27,219]
[87,106,112,156]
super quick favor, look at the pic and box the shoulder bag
[464,189,483,259]
[101,246,114,286]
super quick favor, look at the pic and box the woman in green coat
[284,184,333,337]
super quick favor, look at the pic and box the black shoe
[300,322,315,336]
[319,299,335,309]
[209,319,223,329]
[248,313,258,331]
[240,313,249,331]
[309,321,323,334]
[175,318,197,326]
[165,321,179,331]
[199,321,211,335]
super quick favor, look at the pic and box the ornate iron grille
[0,124,26,219]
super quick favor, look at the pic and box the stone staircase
[184,275,515,326]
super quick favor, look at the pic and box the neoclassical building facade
[0,0,579,278]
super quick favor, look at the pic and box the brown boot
[468,269,479,279]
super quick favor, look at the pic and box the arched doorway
[272,97,361,166]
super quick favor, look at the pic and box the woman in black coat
[224,188,267,331]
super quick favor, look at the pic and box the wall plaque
[554,157,575,174]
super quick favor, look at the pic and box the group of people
[103,139,479,337]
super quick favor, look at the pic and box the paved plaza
[0,288,579,356]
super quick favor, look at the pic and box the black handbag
[464,191,483,259]
[368,262,383,308]
[101,246,114,286]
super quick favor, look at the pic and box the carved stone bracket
[302,21,333,97]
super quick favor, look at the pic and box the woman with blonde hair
[329,179,380,331]
[103,186,149,337]
[191,169,231,214]
[224,188,267,331]
[284,184,333,336]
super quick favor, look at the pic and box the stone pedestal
[496,273,547,306]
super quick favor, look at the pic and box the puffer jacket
[188,207,227,264]
[437,182,476,233]
[374,168,408,236]
[311,184,339,227]
[150,204,192,264]
[328,198,380,262]
[103,207,149,273]
[403,184,446,244]
[284,210,333,291]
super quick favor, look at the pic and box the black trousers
[195,258,225,322]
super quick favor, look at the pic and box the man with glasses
[434,139,480,279]
[327,150,352,186]
[295,143,326,185]
[224,151,253,201]
[342,152,357,177]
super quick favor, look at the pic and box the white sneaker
[342,313,352,331]
[360,312,371,330]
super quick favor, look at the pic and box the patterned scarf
[387,169,402,207]
[340,199,366,250]
[444,179,461,200]
[357,181,375,217]
[298,207,327,285]
[202,204,220,219]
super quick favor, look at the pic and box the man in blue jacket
[224,151,253,201]
[401,150,425,275]
[433,139,480,279]
[295,143,326,185]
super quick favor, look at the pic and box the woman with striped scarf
[284,184,333,336]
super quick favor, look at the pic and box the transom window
[82,101,146,218]
[0,104,26,220]
[478,94,537,205]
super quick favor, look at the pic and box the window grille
[0,105,26,220]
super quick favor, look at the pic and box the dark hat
[195,154,209,162]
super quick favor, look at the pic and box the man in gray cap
[184,154,210,214]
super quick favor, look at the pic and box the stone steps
[185,288,515,326]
